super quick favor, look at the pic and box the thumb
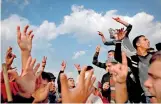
[45,82,52,92]
[7,70,19,80]
[10,55,16,62]
[60,73,69,94]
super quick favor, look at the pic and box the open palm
[14,57,40,97]
[17,25,34,52]
[61,66,96,103]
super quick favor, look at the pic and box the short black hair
[133,35,145,49]
[108,50,115,53]
[86,66,93,71]
[156,43,161,51]
[47,72,56,82]
[42,72,51,82]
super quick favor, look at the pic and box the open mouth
[149,96,157,103]
[149,96,156,98]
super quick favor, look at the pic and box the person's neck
[137,48,148,56]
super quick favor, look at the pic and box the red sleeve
[1,82,19,102]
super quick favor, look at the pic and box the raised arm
[5,46,16,70]
[111,52,128,103]
[114,42,122,63]
[57,61,66,93]
[74,64,81,74]
[17,25,34,71]
[113,17,129,27]
[113,17,132,37]
[114,42,132,70]
[104,41,115,46]
[92,45,106,69]
[41,56,47,71]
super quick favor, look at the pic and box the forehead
[139,36,147,41]
[68,78,74,81]
[104,82,109,84]
[148,61,161,78]
[108,52,114,55]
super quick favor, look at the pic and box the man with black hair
[47,72,58,103]
[41,72,52,85]
[92,45,116,102]
[156,43,161,51]
[115,35,154,103]
[67,78,75,89]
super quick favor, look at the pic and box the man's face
[106,62,114,74]
[49,80,56,92]
[103,82,110,91]
[137,36,150,50]
[41,79,49,86]
[108,52,115,59]
[144,61,161,103]
[68,78,75,88]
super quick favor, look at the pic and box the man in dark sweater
[92,45,116,102]
[47,72,57,103]
[115,35,154,103]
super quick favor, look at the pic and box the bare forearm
[115,83,128,103]
[101,36,107,43]
[21,51,31,70]
[118,19,129,27]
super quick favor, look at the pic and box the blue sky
[1,0,161,81]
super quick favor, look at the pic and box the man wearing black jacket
[92,45,115,102]
[115,35,154,103]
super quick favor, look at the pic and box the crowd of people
[1,17,161,103]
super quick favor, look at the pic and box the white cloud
[1,14,57,70]
[1,5,161,72]
[35,20,57,40]
[57,5,161,46]
[2,5,161,48]
[72,51,86,59]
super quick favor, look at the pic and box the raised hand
[7,69,18,82]
[5,46,16,69]
[110,52,128,84]
[74,64,81,71]
[114,28,127,41]
[41,56,47,70]
[32,82,52,103]
[17,25,34,52]
[96,45,101,53]
[61,61,66,71]
[60,66,96,103]
[15,56,40,98]
[112,17,121,22]
[97,31,104,37]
